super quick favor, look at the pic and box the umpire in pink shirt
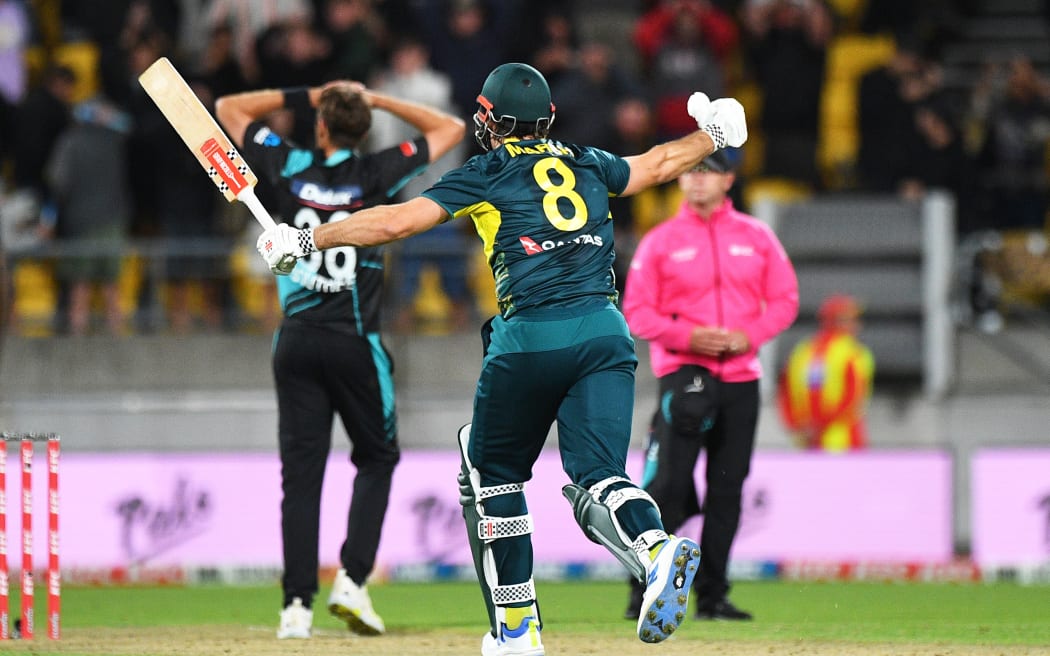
[621,149,798,621]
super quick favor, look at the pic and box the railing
[3,236,488,337]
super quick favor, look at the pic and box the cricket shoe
[695,597,753,621]
[481,604,544,656]
[276,597,312,639]
[327,568,385,635]
[637,536,701,643]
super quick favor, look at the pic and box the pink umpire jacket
[623,197,799,382]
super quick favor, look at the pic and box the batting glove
[256,224,316,275]
[688,92,748,150]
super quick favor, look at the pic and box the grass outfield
[2,580,1048,655]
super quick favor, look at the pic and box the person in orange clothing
[777,294,875,452]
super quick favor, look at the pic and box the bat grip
[237,186,277,231]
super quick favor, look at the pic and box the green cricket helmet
[474,62,556,150]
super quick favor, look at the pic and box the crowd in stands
[0,0,1048,336]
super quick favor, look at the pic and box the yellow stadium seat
[117,254,143,316]
[825,34,896,83]
[824,0,868,31]
[230,244,279,328]
[819,80,861,176]
[413,266,453,334]
[631,184,684,237]
[743,177,813,211]
[12,260,58,336]
[52,41,100,103]
[471,250,498,318]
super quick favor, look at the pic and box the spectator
[776,293,874,452]
[410,0,524,120]
[153,78,226,332]
[61,0,176,108]
[123,30,174,329]
[859,0,972,59]
[7,63,77,334]
[634,0,738,141]
[898,99,980,234]
[0,0,29,163]
[633,0,738,70]
[255,16,331,90]
[367,37,473,332]
[550,41,645,150]
[971,55,1050,232]
[195,23,248,99]
[204,0,313,84]
[622,148,798,621]
[742,0,832,186]
[10,64,77,204]
[45,96,134,336]
[519,5,580,89]
[857,34,942,193]
[319,0,385,84]
[606,97,657,300]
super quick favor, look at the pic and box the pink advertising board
[3,449,952,574]
[971,448,1050,566]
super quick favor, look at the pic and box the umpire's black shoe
[695,598,753,621]
[623,577,644,620]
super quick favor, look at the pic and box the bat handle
[237,185,277,231]
[237,184,298,274]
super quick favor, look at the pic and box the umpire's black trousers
[645,365,759,605]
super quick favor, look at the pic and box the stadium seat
[742,177,812,211]
[631,184,684,236]
[229,244,279,330]
[52,41,101,103]
[117,254,142,319]
[470,250,498,318]
[823,0,869,32]
[12,260,58,336]
[825,33,896,84]
[412,266,454,334]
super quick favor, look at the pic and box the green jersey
[422,138,631,318]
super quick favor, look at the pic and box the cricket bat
[137,57,276,232]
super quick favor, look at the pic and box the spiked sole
[637,539,701,644]
[328,603,384,636]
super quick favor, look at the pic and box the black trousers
[645,365,759,604]
[274,320,400,607]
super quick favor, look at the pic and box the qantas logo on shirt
[399,140,417,157]
[729,244,755,256]
[520,237,543,255]
[520,234,603,255]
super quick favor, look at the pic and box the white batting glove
[256,224,316,275]
[688,92,748,150]
[687,92,714,125]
